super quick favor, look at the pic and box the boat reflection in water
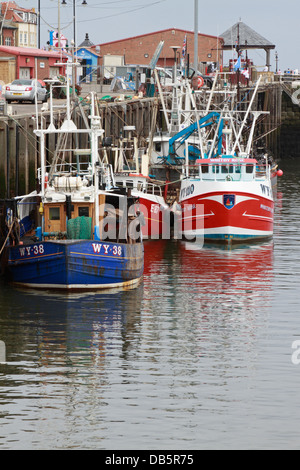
[177,240,274,317]
[142,238,274,318]
[1,282,144,366]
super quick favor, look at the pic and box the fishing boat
[0,76,144,290]
[106,118,169,240]
[151,74,277,244]
[151,70,282,189]
[113,172,169,239]
[178,156,274,243]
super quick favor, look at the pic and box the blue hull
[6,240,144,290]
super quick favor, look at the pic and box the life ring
[197,77,204,88]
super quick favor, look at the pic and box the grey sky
[32,0,297,71]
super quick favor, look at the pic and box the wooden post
[6,121,10,198]
[24,118,29,194]
[15,121,19,196]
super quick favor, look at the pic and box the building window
[29,13,36,24]
[5,37,11,46]
[19,32,23,44]
[24,33,28,45]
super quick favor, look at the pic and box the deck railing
[182,159,270,182]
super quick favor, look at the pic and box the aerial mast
[194,0,198,73]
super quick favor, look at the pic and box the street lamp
[61,0,87,48]
[61,1,87,99]
[37,0,40,48]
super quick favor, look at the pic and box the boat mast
[194,0,198,74]
[90,92,103,231]
[231,75,262,155]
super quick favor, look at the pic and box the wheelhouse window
[49,207,60,220]
[246,165,254,173]
[78,207,90,217]
[221,165,234,174]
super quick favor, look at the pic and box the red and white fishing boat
[110,123,169,239]
[114,172,169,239]
[178,157,274,243]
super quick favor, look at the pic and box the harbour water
[0,159,300,450]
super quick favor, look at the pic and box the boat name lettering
[150,204,160,214]
[260,184,271,197]
[260,204,273,213]
[180,184,195,199]
[182,204,196,213]
[92,243,122,256]
[19,245,44,257]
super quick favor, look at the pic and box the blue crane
[168,112,223,160]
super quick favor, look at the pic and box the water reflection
[143,239,274,319]
[2,166,300,450]
[141,240,274,393]
[0,282,144,367]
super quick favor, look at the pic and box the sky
[23,0,300,71]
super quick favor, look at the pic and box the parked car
[4,79,48,103]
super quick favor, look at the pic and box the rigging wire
[40,0,166,28]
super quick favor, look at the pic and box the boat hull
[179,179,274,243]
[133,193,169,240]
[5,239,144,290]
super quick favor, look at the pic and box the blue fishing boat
[0,76,144,290]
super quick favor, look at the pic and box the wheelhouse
[184,158,269,182]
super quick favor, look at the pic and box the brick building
[91,28,224,71]
[0,46,66,83]
[0,18,17,46]
[0,1,38,48]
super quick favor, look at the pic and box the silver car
[4,79,47,103]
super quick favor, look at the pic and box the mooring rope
[0,220,15,257]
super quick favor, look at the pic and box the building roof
[221,21,275,49]
[75,47,101,59]
[0,19,17,29]
[79,33,94,48]
[1,1,36,23]
[0,45,64,58]
[1,1,34,13]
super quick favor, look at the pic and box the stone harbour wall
[280,91,300,159]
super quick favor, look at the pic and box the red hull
[136,195,169,239]
[179,188,274,242]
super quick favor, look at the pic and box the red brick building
[0,19,17,46]
[0,46,66,83]
[92,28,223,70]
[1,1,38,48]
